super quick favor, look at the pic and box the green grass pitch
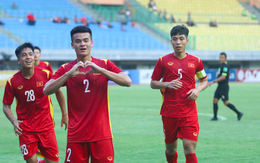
[0,83,259,162]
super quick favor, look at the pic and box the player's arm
[187,77,208,101]
[3,104,23,136]
[150,79,182,89]
[101,71,132,87]
[84,61,132,87]
[43,61,86,95]
[54,89,68,130]
[209,67,228,86]
[187,65,208,100]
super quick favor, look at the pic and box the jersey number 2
[83,79,90,93]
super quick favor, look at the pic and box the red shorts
[162,116,199,144]
[19,131,59,161]
[64,139,114,163]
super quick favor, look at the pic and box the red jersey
[52,57,122,143]
[3,67,54,133]
[37,61,53,74]
[151,53,207,118]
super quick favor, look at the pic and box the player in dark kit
[209,52,243,121]
[151,25,208,163]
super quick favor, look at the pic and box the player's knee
[223,101,229,105]
[183,144,195,154]
[213,99,218,103]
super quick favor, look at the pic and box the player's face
[71,32,93,57]
[34,49,41,61]
[171,34,189,54]
[219,55,226,64]
[17,47,34,68]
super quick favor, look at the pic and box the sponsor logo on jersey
[93,73,101,75]
[36,81,44,87]
[193,132,198,136]
[168,62,174,66]
[107,156,113,161]
[55,154,59,157]
[18,85,23,90]
[188,63,195,68]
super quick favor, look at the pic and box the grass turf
[0,83,259,162]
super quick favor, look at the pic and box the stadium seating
[1,18,170,50]
[136,0,258,24]
[155,23,260,51]
[0,33,19,48]
[0,0,92,20]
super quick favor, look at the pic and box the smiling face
[71,32,93,61]
[17,47,34,69]
[171,34,189,54]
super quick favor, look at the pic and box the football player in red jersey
[34,46,53,74]
[151,25,208,163]
[3,42,67,163]
[43,26,132,163]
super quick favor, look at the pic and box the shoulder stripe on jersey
[196,69,207,79]
[101,59,108,65]
[62,63,68,68]
[7,76,13,86]
[42,69,50,79]
[160,57,162,61]
[44,61,49,66]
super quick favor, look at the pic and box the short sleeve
[52,64,66,80]
[151,58,163,81]
[107,60,123,73]
[221,65,228,76]
[3,78,15,105]
[195,58,207,79]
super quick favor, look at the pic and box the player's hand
[13,120,23,136]
[61,114,68,130]
[167,79,182,89]
[208,81,214,86]
[67,61,86,77]
[187,88,200,101]
[84,60,103,74]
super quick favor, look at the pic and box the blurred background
[0,0,260,85]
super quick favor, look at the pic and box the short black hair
[170,25,189,38]
[15,42,34,58]
[34,46,41,53]
[220,52,227,58]
[70,25,92,41]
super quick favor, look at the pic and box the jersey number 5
[178,69,182,79]
[83,79,90,93]
[25,90,35,102]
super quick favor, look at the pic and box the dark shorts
[214,84,229,101]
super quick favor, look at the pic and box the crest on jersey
[36,81,44,87]
[168,62,174,66]
[107,156,113,161]
[18,85,23,90]
[188,63,194,68]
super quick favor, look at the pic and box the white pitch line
[198,113,227,120]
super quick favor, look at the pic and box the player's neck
[21,67,35,79]
[77,55,92,63]
[35,60,40,66]
[174,51,187,59]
